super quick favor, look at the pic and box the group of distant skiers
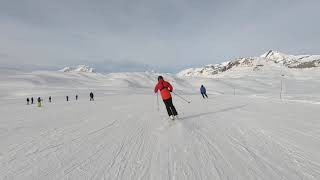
[154,76,208,120]
[26,92,95,107]
[26,97,43,107]
[26,76,208,121]
[26,97,42,107]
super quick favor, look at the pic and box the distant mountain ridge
[261,50,320,68]
[59,65,95,73]
[178,50,320,77]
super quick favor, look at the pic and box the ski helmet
[158,76,163,81]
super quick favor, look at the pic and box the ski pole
[172,91,191,104]
[156,93,160,111]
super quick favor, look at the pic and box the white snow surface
[0,68,320,180]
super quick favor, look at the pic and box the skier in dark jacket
[90,92,94,101]
[49,96,52,103]
[154,76,178,120]
[37,97,42,107]
[27,98,30,105]
[66,96,69,101]
[31,97,34,104]
[76,95,78,100]
[200,85,208,99]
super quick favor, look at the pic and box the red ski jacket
[154,79,173,100]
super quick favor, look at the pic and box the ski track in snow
[0,71,320,179]
[0,95,319,180]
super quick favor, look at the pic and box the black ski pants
[163,98,178,116]
[201,93,208,98]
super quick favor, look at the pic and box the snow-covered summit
[260,50,290,62]
[178,50,320,77]
[262,50,320,68]
[59,65,95,73]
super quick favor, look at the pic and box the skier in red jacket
[154,76,178,120]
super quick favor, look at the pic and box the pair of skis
[169,115,179,121]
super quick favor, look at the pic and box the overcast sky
[0,0,319,72]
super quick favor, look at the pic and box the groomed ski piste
[1,65,320,179]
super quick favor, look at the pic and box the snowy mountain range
[178,51,320,77]
[59,65,95,73]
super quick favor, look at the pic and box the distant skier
[49,96,52,103]
[37,97,42,107]
[90,92,94,101]
[31,97,34,104]
[76,95,78,100]
[154,76,178,120]
[200,85,208,99]
[66,96,69,101]
[27,98,30,105]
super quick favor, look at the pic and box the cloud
[0,0,319,72]
[0,53,9,58]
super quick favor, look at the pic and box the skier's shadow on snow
[181,104,248,121]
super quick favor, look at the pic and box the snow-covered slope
[178,51,320,77]
[1,68,320,179]
[60,65,96,73]
[0,71,195,100]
